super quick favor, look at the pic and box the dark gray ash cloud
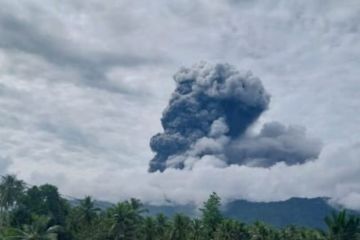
[149,62,321,172]
[226,122,322,167]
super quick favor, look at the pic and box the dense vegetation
[0,175,359,240]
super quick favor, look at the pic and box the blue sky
[0,0,359,208]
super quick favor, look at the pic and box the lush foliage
[0,175,359,240]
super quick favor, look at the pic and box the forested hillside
[143,198,337,229]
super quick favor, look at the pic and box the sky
[0,0,360,209]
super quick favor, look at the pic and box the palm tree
[325,210,360,240]
[129,198,147,216]
[108,201,143,240]
[248,221,276,240]
[190,219,204,240]
[169,214,190,240]
[4,215,62,240]
[155,213,169,240]
[214,219,249,240]
[0,175,25,210]
[78,196,100,225]
[0,175,25,226]
[142,217,157,240]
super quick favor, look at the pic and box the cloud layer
[45,143,360,210]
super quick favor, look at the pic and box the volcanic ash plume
[149,62,321,172]
[225,121,322,167]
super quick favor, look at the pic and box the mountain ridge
[69,197,356,230]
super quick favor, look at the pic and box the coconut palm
[190,219,204,240]
[77,196,100,225]
[108,201,142,240]
[0,175,25,226]
[0,175,25,211]
[155,213,169,240]
[325,210,360,240]
[142,217,157,240]
[248,221,276,240]
[214,219,249,240]
[4,215,62,240]
[169,214,191,240]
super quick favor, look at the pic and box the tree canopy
[0,175,359,240]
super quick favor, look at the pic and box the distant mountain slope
[69,198,114,210]
[144,204,196,217]
[145,198,341,229]
[70,197,355,229]
[223,197,334,229]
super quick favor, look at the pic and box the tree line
[0,174,359,240]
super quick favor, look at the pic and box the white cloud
[0,156,11,175]
[20,143,360,210]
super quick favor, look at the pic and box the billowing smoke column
[149,62,321,172]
